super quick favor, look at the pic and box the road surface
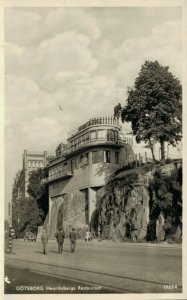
[5,239,182,294]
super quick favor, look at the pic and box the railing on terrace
[41,170,73,184]
[69,137,121,153]
[68,117,120,138]
[49,135,134,166]
[48,170,73,182]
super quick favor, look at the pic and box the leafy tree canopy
[18,197,44,234]
[27,167,48,217]
[120,61,182,160]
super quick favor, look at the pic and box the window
[78,137,81,148]
[114,131,118,142]
[85,153,89,165]
[107,130,114,141]
[115,152,119,164]
[80,155,84,167]
[98,150,104,163]
[90,130,96,141]
[64,163,67,172]
[85,132,90,143]
[92,151,98,163]
[70,141,73,151]
[71,160,74,173]
[76,157,79,168]
[104,150,111,163]
[74,139,78,150]
[81,135,85,146]
[74,157,78,169]
[97,130,106,140]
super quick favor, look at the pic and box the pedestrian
[41,229,48,255]
[55,228,65,253]
[69,227,76,253]
[85,230,91,243]
[8,225,15,254]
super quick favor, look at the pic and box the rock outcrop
[95,161,182,242]
[47,190,87,238]
[96,173,151,241]
[156,213,165,242]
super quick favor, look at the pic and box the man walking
[55,228,65,253]
[69,227,76,253]
[41,229,48,255]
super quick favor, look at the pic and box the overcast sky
[5,7,182,210]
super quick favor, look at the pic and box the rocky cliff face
[96,173,151,241]
[95,162,182,242]
[47,190,87,238]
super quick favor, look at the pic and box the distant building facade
[11,150,53,235]
[43,117,134,237]
[19,150,53,198]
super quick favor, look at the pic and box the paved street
[5,239,182,294]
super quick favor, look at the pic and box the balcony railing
[68,117,120,138]
[49,135,133,167]
[48,170,73,183]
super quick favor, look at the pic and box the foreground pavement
[4,239,182,294]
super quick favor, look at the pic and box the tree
[120,61,182,161]
[114,103,122,120]
[18,197,44,234]
[27,167,49,218]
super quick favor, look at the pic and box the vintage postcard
[0,0,186,299]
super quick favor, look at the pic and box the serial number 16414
[164,284,178,290]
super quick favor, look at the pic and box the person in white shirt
[85,230,91,243]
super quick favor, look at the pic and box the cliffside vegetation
[147,164,182,242]
[91,161,182,243]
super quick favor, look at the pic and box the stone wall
[48,196,64,238]
[47,190,87,238]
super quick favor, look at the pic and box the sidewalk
[16,238,182,248]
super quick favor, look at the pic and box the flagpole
[68,99,69,135]
[65,79,70,136]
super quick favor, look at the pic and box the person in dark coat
[55,228,65,253]
[69,228,76,253]
[41,229,48,255]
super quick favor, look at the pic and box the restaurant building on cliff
[43,117,134,237]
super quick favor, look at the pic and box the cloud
[4,8,182,209]
[37,31,98,89]
[45,8,101,41]
[5,8,101,47]
[108,20,182,88]
[6,31,98,92]
[5,8,42,46]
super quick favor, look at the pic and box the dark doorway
[80,189,89,225]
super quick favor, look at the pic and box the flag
[58,105,63,111]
